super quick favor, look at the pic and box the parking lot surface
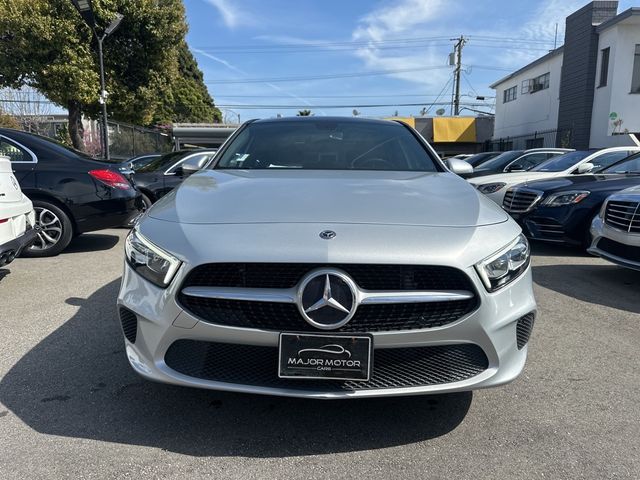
[0,229,639,479]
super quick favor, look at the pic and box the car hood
[521,174,640,194]
[469,171,554,186]
[147,169,509,227]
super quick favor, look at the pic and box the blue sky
[184,0,635,122]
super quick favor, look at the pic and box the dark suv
[0,128,141,256]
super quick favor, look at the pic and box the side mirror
[507,163,525,172]
[577,162,594,174]
[180,156,209,176]
[446,158,473,175]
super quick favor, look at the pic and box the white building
[491,48,564,145]
[491,1,640,150]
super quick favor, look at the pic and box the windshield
[214,120,439,171]
[602,153,640,174]
[474,151,525,171]
[531,151,591,172]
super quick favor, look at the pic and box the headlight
[475,234,530,292]
[125,229,181,288]
[541,191,590,207]
[477,182,507,194]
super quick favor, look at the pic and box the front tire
[22,200,74,257]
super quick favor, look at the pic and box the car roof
[522,148,574,153]
[251,116,400,127]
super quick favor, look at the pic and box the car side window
[509,153,549,171]
[0,137,31,163]
[590,151,634,171]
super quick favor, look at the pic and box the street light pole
[95,31,110,160]
[70,0,122,160]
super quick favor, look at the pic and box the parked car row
[0,128,216,260]
[462,147,640,270]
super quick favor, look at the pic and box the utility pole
[451,35,466,116]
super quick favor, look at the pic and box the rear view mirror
[446,158,473,175]
[507,163,525,172]
[577,162,594,174]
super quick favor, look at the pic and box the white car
[0,155,36,267]
[471,147,640,206]
[589,185,640,271]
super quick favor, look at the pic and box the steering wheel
[351,157,395,170]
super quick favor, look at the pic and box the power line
[0,98,492,110]
[203,66,453,84]
[192,34,556,51]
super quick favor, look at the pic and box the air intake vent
[516,313,536,350]
[119,308,138,343]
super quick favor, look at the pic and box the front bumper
[117,261,537,399]
[588,216,640,271]
[511,205,592,246]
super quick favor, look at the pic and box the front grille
[516,313,535,350]
[604,200,640,233]
[503,188,542,213]
[597,238,640,263]
[119,308,138,343]
[182,263,474,291]
[176,296,478,332]
[164,340,488,391]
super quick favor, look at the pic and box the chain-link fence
[485,128,573,152]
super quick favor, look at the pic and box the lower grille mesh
[516,313,535,350]
[597,238,640,263]
[119,308,138,343]
[164,340,488,391]
[176,296,478,332]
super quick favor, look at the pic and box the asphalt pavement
[0,229,638,479]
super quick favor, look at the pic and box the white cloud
[350,0,451,88]
[204,0,251,28]
[353,0,446,41]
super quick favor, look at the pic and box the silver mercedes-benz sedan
[117,117,536,399]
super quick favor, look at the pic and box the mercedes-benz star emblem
[297,269,358,330]
[319,230,336,240]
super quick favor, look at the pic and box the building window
[530,73,550,93]
[599,48,610,87]
[632,45,640,93]
[503,86,517,103]
[522,80,531,94]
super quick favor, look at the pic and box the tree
[0,0,219,149]
[0,87,53,134]
[297,110,312,116]
[153,42,221,124]
[0,108,20,129]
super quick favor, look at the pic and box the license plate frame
[278,332,372,381]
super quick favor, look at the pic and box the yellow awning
[433,117,476,142]
[384,117,416,128]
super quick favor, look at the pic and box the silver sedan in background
[117,117,536,399]
[589,185,640,270]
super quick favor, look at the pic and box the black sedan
[464,151,502,167]
[502,153,640,248]
[131,149,217,209]
[0,128,141,256]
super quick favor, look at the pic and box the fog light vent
[516,313,536,350]
[119,308,138,344]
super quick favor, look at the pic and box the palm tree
[297,110,312,116]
